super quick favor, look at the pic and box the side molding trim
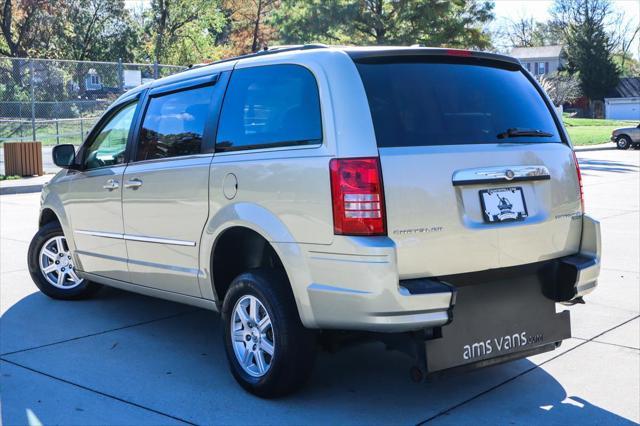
[74,230,196,247]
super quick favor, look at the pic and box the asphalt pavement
[0,148,638,425]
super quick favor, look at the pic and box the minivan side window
[135,85,214,162]
[216,64,322,152]
[83,101,137,170]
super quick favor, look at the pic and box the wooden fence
[3,142,43,176]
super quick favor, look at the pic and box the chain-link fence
[0,57,186,146]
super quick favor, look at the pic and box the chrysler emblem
[505,169,515,180]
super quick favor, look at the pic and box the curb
[0,183,45,195]
[573,143,617,152]
[0,175,51,195]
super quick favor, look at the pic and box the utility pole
[29,59,36,141]
[117,58,124,92]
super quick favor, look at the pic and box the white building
[509,45,565,77]
[605,78,640,121]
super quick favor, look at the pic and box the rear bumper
[574,214,601,299]
[539,211,600,300]
[297,215,600,332]
[298,236,454,332]
[306,279,454,332]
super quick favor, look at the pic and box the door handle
[124,178,143,189]
[103,179,119,191]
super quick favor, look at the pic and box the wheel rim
[39,235,83,289]
[618,138,628,148]
[231,294,275,377]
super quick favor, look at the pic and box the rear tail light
[329,157,386,236]
[572,151,584,212]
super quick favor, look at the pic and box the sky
[493,0,639,23]
[492,0,640,56]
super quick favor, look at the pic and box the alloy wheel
[39,235,83,289]
[231,294,275,377]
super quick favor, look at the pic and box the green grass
[0,174,21,180]
[562,117,638,146]
[0,117,99,146]
[563,117,637,127]
[565,126,617,146]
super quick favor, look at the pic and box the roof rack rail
[187,44,328,71]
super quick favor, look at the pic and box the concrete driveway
[1,149,638,425]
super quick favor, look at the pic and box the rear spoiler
[346,47,521,67]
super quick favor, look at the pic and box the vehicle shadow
[578,158,640,174]
[1,288,636,425]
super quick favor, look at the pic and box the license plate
[479,187,528,223]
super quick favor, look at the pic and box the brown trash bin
[3,141,44,177]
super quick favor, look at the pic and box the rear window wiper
[497,128,553,139]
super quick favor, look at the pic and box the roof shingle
[608,77,640,98]
[510,45,564,59]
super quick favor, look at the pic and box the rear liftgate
[393,266,573,382]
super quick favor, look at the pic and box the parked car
[29,45,601,398]
[612,124,640,149]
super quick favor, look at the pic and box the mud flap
[423,275,571,374]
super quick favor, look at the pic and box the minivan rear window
[356,60,561,147]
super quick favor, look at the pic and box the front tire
[616,135,631,150]
[27,221,101,300]
[221,269,316,398]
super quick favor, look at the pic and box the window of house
[135,85,214,161]
[216,64,322,152]
[537,62,546,75]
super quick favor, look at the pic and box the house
[83,68,120,99]
[85,68,102,91]
[509,45,565,77]
[605,77,640,120]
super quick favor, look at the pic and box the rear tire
[616,135,631,150]
[221,269,316,398]
[27,221,102,300]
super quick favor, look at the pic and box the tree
[539,72,581,106]
[272,0,494,49]
[614,19,640,73]
[500,14,565,51]
[145,0,226,64]
[60,0,139,62]
[534,21,565,46]
[552,0,620,116]
[0,0,67,101]
[0,0,61,58]
[613,52,640,77]
[505,16,537,48]
[223,0,279,55]
[1,0,140,61]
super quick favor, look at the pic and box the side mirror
[52,144,77,169]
